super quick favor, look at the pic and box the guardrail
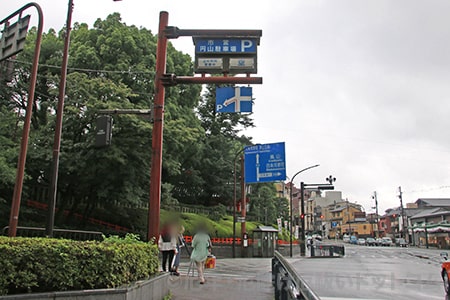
[310,243,345,257]
[2,226,104,241]
[272,250,321,300]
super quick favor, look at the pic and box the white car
[381,237,393,247]
[357,238,366,245]
[343,235,350,243]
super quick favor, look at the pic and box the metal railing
[310,244,345,257]
[272,250,321,300]
[2,226,104,241]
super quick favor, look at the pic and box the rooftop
[416,198,450,208]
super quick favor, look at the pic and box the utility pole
[372,191,379,238]
[46,0,74,237]
[398,186,406,240]
[347,199,351,235]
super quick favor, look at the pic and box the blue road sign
[216,87,252,113]
[332,222,338,228]
[195,39,257,53]
[244,142,286,184]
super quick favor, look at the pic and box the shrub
[0,236,159,296]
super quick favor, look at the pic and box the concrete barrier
[0,273,170,300]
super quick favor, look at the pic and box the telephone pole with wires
[398,186,406,240]
[371,191,379,238]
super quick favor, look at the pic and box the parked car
[441,252,450,294]
[366,237,376,246]
[381,237,393,247]
[343,235,350,243]
[375,238,383,246]
[312,234,322,241]
[357,238,366,245]
[350,235,357,244]
[396,238,408,247]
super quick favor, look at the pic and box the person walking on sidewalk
[171,224,186,276]
[158,222,177,272]
[190,223,211,284]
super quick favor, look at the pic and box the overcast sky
[4,0,450,214]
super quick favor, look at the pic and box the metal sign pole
[3,3,44,237]
[240,155,246,257]
[148,11,169,242]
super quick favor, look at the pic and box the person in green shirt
[190,223,211,284]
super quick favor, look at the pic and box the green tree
[0,12,258,231]
[248,183,289,225]
[170,85,254,206]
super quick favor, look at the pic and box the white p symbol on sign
[241,40,253,52]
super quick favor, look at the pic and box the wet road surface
[289,244,450,300]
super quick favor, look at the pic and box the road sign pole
[148,11,169,242]
[300,182,305,256]
[46,0,74,238]
[240,155,246,257]
[4,3,44,237]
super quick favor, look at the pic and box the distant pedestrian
[158,222,177,272]
[190,223,211,284]
[171,224,186,276]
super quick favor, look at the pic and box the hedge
[0,235,159,296]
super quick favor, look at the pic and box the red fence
[26,200,130,233]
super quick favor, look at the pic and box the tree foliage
[247,183,289,225]
[0,13,255,229]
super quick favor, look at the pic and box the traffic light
[320,215,324,219]
[393,214,397,218]
[95,115,113,147]
[301,214,305,219]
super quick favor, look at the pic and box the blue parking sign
[216,87,252,113]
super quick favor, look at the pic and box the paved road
[289,244,450,300]
[169,258,272,300]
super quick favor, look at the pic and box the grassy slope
[162,210,262,238]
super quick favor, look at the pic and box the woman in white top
[158,223,177,272]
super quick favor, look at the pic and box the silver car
[381,237,393,247]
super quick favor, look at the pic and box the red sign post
[148,11,263,241]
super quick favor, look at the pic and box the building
[381,198,450,248]
[284,182,320,226]
[326,200,363,238]
[305,191,342,235]
[409,198,450,248]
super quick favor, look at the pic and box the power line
[5,67,155,98]
[405,185,450,194]
[8,58,156,76]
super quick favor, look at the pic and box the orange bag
[205,255,216,269]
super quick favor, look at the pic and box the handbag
[205,255,216,269]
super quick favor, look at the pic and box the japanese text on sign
[195,39,257,53]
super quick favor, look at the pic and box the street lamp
[289,164,320,257]
[300,179,336,256]
[233,147,245,258]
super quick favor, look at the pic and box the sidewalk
[168,258,273,300]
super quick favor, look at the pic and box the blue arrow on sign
[244,142,286,184]
[216,87,252,113]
